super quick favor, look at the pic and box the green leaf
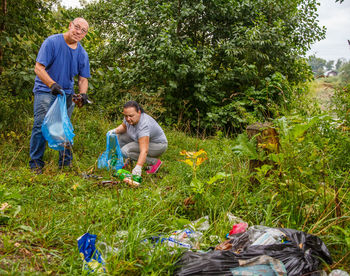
[18,225,34,232]
[190,178,205,195]
[173,218,191,229]
[233,134,263,160]
[13,205,21,218]
[207,172,231,185]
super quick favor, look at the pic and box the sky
[61,0,350,62]
[307,0,350,62]
[61,0,82,9]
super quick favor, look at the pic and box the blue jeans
[29,92,74,169]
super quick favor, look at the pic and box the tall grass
[0,86,349,274]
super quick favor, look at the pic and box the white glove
[132,165,142,176]
[108,129,116,135]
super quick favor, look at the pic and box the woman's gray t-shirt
[124,113,168,144]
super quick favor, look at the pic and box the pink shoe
[147,160,162,174]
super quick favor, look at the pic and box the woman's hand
[132,165,142,176]
[109,123,127,135]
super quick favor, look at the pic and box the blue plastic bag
[77,233,106,273]
[41,91,75,151]
[98,131,124,171]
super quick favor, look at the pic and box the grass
[0,87,349,274]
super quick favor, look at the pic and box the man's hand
[50,83,63,96]
[132,165,142,176]
[81,93,89,106]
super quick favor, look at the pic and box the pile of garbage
[175,225,333,276]
[77,214,348,276]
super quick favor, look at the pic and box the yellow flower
[193,149,207,157]
[180,149,207,158]
[180,159,194,167]
[196,156,208,166]
[179,149,208,169]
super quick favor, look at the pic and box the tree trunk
[0,0,7,75]
[246,122,280,181]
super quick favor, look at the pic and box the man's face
[68,19,89,42]
[123,107,141,126]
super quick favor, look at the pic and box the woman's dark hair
[123,101,145,113]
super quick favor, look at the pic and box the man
[110,101,168,176]
[29,18,90,174]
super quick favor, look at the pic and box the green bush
[81,0,324,131]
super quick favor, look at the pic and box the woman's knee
[121,145,130,158]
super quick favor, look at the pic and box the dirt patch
[313,81,335,112]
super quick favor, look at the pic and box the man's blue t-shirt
[33,34,90,95]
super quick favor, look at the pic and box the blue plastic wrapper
[42,91,75,151]
[98,131,124,171]
[145,229,203,249]
[77,233,106,273]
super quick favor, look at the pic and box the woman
[110,101,168,176]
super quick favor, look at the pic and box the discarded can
[114,169,142,187]
[72,94,92,107]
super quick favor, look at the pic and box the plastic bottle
[114,169,142,187]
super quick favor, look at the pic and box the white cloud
[307,0,350,61]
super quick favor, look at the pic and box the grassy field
[0,85,349,274]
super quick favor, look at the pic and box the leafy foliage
[307,55,327,76]
[81,0,325,131]
[332,84,350,123]
[0,0,76,131]
[0,0,326,133]
[339,61,350,84]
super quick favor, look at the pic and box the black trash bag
[174,250,239,276]
[215,231,251,252]
[280,228,333,269]
[174,228,332,276]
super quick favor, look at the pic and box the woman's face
[123,107,141,125]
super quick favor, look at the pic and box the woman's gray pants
[118,133,167,165]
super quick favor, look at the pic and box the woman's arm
[113,123,127,134]
[136,136,149,167]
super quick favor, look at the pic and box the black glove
[50,83,63,96]
[81,93,89,106]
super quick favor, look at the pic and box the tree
[325,60,334,71]
[0,0,73,131]
[339,61,350,84]
[335,58,347,70]
[83,0,325,131]
[307,55,326,75]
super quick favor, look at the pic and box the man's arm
[34,62,55,88]
[78,76,88,94]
